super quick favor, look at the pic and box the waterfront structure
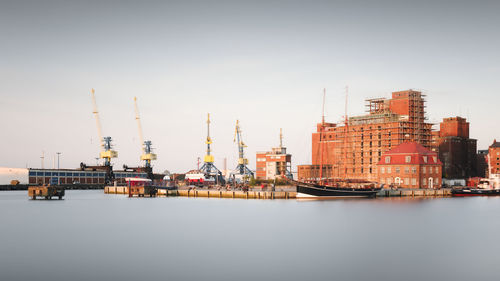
[488,140,500,176]
[28,168,147,185]
[256,147,292,180]
[256,129,292,180]
[476,150,489,178]
[377,142,442,188]
[298,89,433,182]
[436,117,477,179]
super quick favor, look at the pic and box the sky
[1,0,499,173]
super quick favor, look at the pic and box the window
[433,156,437,163]
[395,167,400,174]
[423,156,428,163]
[422,167,426,173]
[385,156,391,164]
[422,178,427,185]
[411,178,417,185]
[380,167,385,174]
[404,178,409,185]
[387,167,392,173]
[29,171,36,176]
[387,178,392,184]
[405,156,411,163]
[381,178,385,183]
[405,167,410,174]
[411,167,416,174]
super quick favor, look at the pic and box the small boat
[296,181,382,199]
[452,188,500,196]
[452,175,500,197]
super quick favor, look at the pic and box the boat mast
[319,88,326,185]
[343,86,349,180]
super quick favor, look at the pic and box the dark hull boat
[452,188,500,197]
[296,183,382,198]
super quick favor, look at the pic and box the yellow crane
[199,113,224,183]
[134,97,157,168]
[230,120,254,182]
[90,89,117,166]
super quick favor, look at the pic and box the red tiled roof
[378,142,442,165]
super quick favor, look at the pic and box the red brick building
[488,140,500,176]
[377,142,442,188]
[256,148,292,180]
[436,117,477,179]
[298,89,433,182]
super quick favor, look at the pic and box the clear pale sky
[1,0,499,173]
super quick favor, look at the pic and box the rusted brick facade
[436,117,477,179]
[256,147,292,180]
[488,140,500,176]
[377,142,442,188]
[299,89,433,182]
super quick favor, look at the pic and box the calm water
[0,190,499,281]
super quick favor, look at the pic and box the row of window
[380,166,438,174]
[29,171,106,177]
[29,171,147,178]
[385,156,437,164]
[381,177,440,186]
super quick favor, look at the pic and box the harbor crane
[199,113,224,184]
[134,97,157,169]
[83,89,117,184]
[230,120,254,183]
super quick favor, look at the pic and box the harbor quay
[104,185,452,199]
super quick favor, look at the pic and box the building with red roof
[377,142,442,188]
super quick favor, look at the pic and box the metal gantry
[230,120,254,183]
[134,97,157,169]
[91,89,118,166]
[199,113,224,184]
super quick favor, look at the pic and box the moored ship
[296,180,382,198]
[452,175,500,197]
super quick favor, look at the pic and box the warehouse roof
[378,142,441,165]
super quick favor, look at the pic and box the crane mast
[134,97,157,168]
[230,120,254,182]
[91,89,104,149]
[199,113,224,184]
[90,89,117,166]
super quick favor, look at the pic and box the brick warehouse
[436,117,477,179]
[488,140,500,176]
[377,142,442,188]
[256,130,292,180]
[298,89,433,182]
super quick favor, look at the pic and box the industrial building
[298,89,433,182]
[28,168,148,185]
[256,129,292,180]
[488,140,500,176]
[476,150,489,178]
[377,142,442,188]
[435,117,477,179]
